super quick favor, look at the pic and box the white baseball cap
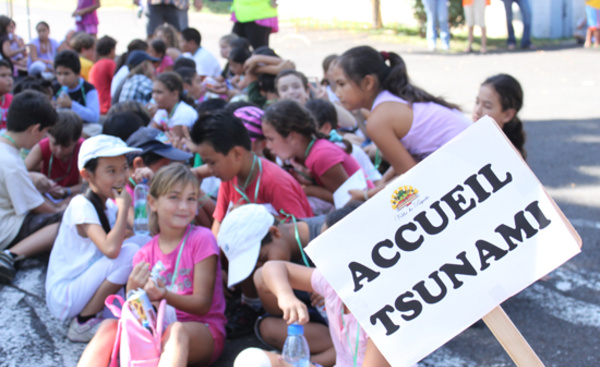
[78,134,142,171]
[217,204,275,288]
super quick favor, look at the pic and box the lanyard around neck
[233,154,262,204]
[1,133,19,150]
[168,102,179,119]
[341,306,361,367]
[169,225,192,290]
[304,137,316,159]
[279,210,310,267]
[48,152,74,182]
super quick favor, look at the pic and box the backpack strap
[105,294,125,367]
[105,294,125,318]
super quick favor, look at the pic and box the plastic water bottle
[282,323,310,367]
[133,179,150,236]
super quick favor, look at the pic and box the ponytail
[503,118,527,159]
[338,46,460,110]
[83,158,111,234]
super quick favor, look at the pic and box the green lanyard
[129,177,137,187]
[47,153,74,182]
[1,133,19,150]
[168,102,179,119]
[233,154,262,204]
[304,137,316,158]
[279,210,310,267]
[341,306,361,367]
[169,225,192,291]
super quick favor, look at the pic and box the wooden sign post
[305,117,582,366]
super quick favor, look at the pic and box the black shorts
[147,4,188,36]
[7,211,64,249]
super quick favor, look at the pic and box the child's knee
[253,268,265,292]
[163,321,189,347]
[234,348,272,367]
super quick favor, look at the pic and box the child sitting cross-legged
[78,163,227,366]
[25,110,85,200]
[45,134,148,342]
[234,203,391,367]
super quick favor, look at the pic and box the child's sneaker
[67,316,102,342]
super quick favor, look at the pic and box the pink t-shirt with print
[133,225,226,336]
[304,138,374,189]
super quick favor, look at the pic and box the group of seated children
[0,15,528,366]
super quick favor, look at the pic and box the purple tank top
[371,90,472,161]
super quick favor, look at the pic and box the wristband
[63,187,72,199]
[364,189,369,201]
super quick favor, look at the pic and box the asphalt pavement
[1,4,600,367]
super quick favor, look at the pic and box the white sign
[305,117,581,367]
[333,169,368,209]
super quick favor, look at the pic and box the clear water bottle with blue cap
[133,179,150,236]
[282,323,310,367]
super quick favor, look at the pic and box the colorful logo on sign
[391,186,419,211]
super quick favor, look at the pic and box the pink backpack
[105,294,167,367]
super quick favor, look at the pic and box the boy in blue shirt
[54,50,101,137]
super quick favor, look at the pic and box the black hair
[230,37,252,53]
[149,38,166,57]
[253,46,278,57]
[54,50,81,74]
[228,47,252,64]
[96,35,117,57]
[70,32,95,53]
[337,46,459,110]
[83,158,111,234]
[325,200,362,228]
[0,15,11,38]
[260,217,279,246]
[483,74,527,159]
[12,75,53,97]
[107,101,151,126]
[36,21,49,31]
[258,73,276,94]
[275,69,309,93]
[190,111,251,154]
[175,66,196,85]
[115,39,148,73]
[196,98,227,116]
[181,27,201,46]
[7,90,57,132]
[49,110,83,146]
[263,99,323,139]
[305,99,338,130]
[102,111,145,142]
[0,59,11,71]
[173,57,196,70]
[156,71,195,106]
[141,151,165,167]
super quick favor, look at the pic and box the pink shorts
[206,322,225,365]
[76,22,98,35]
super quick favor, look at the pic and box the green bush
[412,0,465,37]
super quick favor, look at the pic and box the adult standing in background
[134,0,203,37]
[502,0,533,49]
[422,0,450,51]
[230,0,278,49]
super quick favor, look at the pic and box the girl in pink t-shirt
[128,163,226,366]
[262,99,372,206]
[79,163,226,366]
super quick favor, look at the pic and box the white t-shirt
[0,143,45,249]
[46,195,118,298]
[153,101,198,130]
[190,47,221,78]
[110,65,129,98]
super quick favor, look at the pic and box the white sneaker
[67,316,102,342]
